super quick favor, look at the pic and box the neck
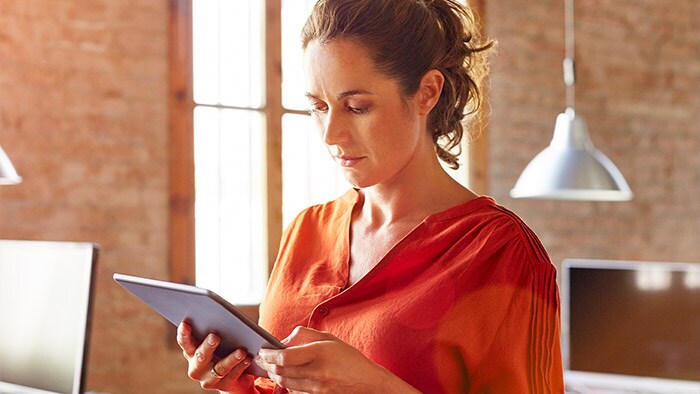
[357,147,477,228]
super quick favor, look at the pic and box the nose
[321,108,348,146]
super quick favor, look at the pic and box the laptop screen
[561,259,700,383]
[0,240,98,394]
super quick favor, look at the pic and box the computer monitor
[0,240,98,394]
[561,258,700,392]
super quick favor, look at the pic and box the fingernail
[234,349,244,360]
[243,358,250,365]
[207,335,218,345]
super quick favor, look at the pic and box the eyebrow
[305,89,373,101]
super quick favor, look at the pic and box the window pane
[193,1,219,105]
[281,0,317,110]
[193,106,220,288]
[193,0,263,108]
[194,107,266,304]
[219,1,263,107]
[282,114,350,226]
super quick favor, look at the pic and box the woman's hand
[254,326,420,394]
[177,321,256,393]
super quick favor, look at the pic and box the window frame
[168,0,196,286]
[167,0,489,290]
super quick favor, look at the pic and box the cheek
[367,115,421,155]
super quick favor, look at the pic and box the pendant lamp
[509,0,632,201]
[0,145,22,185]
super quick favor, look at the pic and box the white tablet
[113,273,284,377]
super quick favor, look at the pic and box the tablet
[113,273,284,377]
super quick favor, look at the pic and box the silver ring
[211,365,226,379]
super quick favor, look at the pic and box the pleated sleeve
[466,214,565,393]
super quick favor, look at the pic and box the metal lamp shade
[0,145,22,185]
[510,108,632,201]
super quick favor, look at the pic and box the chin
[342,173,372,190]
[342,166,404,190]
[344,176,382,190]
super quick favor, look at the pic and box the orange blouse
[256,190,564,393]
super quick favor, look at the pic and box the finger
[257,342,322,370]
[200,354,252,391]
[215,350,254,385]
[200,351,247,391]
[212,349,250,378]
[195,333,220,364]
[188,333,220,380]
[267,371,318,393]
[254,357,312,380]
[177,321,197,357]
[283,326,336,347]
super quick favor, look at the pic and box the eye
[307,103,328,115]
[347,105,370,115]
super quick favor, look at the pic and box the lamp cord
[563,0,576,110]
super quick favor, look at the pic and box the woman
[178,0,564,392]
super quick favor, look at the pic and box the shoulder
[485,201,553,270]
[286,189,357,232]
[277,189,357,253]
[428,196,553,272]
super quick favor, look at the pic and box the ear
[415,69,444,116]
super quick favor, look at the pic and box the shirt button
[319,306,329,316]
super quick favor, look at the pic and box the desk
[565,370,700,394]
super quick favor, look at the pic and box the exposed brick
[0,0,192,392]
[487,0,700,269]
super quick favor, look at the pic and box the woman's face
[303,39,430,189]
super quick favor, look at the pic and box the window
[169,0,487,305]
[191,1,269,304]
[189,0,349,304]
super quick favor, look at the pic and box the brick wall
[485,0,700,267]
[0,1,200,392]
[0,1,698,393]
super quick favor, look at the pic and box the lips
[335,155,364,167]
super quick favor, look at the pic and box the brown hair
[302,0,493,169]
